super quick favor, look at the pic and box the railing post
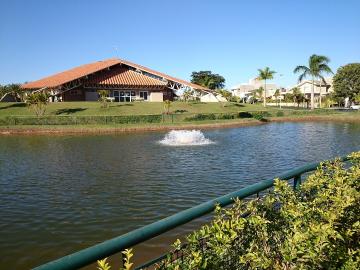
[293,174,301,190]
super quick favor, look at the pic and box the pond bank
[0,113,359,135]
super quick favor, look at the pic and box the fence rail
[33,155,350,270]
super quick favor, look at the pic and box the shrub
[276,111,285,117]
[161,152,360,269]
[26,92,50,116]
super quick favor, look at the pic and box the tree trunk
[311,76,315,110]
[263,80,267,107]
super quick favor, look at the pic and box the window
[139,91,148,101]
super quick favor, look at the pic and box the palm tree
[294,54,333,110]
[257,67,276,107]
[274,89,280,106]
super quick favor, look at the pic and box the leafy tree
[291,87,305,107]
[97,90,110,108]
[254,87,264,103]
[257,67,276,107]
[190,71,225,90]
[182,89,194,102]
[26,92,50,116]
[333,63,360,103]
[274,89,280,106]
[294,54,333,110]
[0,83,23,102]
[216,89,232,101]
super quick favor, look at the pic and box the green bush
[162,152,360,269]
[0,115,162,126]
[185,113,217,121]
[276,111,285,117]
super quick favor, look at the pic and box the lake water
[1,122,360,269]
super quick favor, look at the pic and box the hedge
[0,115,162,126]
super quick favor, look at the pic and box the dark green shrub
[238,112,253,118]
[276,111,285,117]
[185,113,216,121]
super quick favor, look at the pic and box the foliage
[182,89,195,102]
[26,92,50,116]
[190,71,225,90]
[333,63,360,102]
[291,87,305,107]
[257,67,276,107]
[162,152,360,269]
[216,89,232,101]
[0,83,23,101]
[97,90,110,108]
[294,54,333,109]
[97,249,133,270]
[0,114,163,126]
[163,100,172,114]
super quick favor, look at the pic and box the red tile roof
[85,67,167,89]
[21,59,121,89]
[117,58,210,91]
[21,58,210,91]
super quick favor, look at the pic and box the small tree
[182,89,194,102]
[274,89,280,106]
[292,87,304,108]
[97,90,110,108]
[163,100,172,114]
[26,92,50,116]
[216,89,232,101]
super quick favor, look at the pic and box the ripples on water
[0,122,359,269]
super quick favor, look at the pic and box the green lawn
[0,101,301,117]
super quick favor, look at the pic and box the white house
[231,78,279,99]
[200,93,227,102]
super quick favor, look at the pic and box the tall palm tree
[294,54,333,110]
[257,67,276,107]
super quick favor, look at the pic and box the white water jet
[159,130,214,146]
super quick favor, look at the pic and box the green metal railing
[33,155,350,270]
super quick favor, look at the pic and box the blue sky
[1,0,359,88]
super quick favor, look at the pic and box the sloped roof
[85,67,166,89]
[118,58,210,91]
[21,58,210,91]
[22,59,121,89]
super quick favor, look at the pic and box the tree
[257,67,276,107]
[163,100,172,114]
[291,87,304,107]
[294,54,333,110]
[274,89,280,106]
[97,90,110,108]
[333,63,360,103]
[190,71,225,90]
[26,92,50,116]
[216,89,232,101]
[182,89,194,102]
[0,83,23,102]
[254,87,264,103]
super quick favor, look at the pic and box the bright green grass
[0,101,301,117]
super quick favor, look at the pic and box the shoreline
[0,114,359,135]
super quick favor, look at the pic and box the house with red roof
[21,58,210,102]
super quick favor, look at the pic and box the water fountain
[159,130,214,146]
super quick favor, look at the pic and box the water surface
[0,122,359,269]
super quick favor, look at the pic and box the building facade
[21,58,209,102]
[231,78,279,99]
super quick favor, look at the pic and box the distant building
[231,78,279,99]
[290,77,333,99]
[200,93,227,102]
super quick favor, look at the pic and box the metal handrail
[33,155,350,270]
